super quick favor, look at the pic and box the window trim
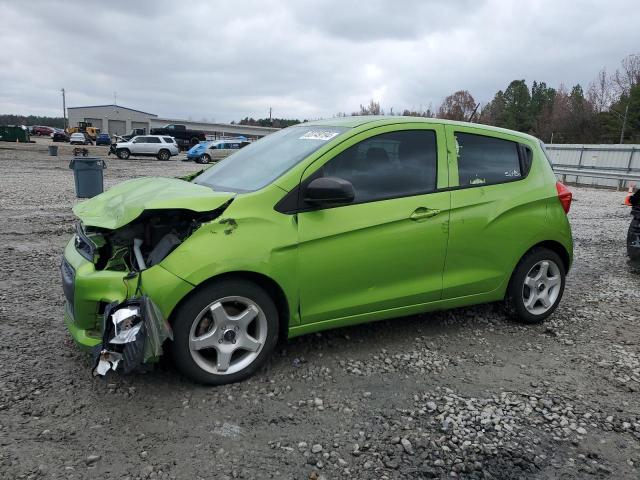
[275,129,440,214]
[451,131,532,191]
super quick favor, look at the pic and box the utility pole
[61,88,67,129]
[114,91,117,106]
[610,102,630,144]
[269,107,272,125]
[620,103,629,144]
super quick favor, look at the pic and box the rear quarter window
[454,132,521,186]
[163,137,175,143]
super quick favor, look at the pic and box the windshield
[195,126,348,192]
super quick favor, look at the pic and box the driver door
[296,125,450,324]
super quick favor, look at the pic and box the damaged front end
[93,296,172,376]
[62,177,236,372]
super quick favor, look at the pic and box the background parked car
[186,138,250,163]
[149,124,206,150]
[70,132,92,145]
[51,129,69,142]
[95,133,112,146]
[32,125,55,136]
[111,135,179,160]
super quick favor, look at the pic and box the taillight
[556,181,572,214]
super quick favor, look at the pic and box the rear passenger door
[146,136,162,154]
[442,125,546,299]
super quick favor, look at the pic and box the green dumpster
[0,125,30,143]
[69,157,107,198]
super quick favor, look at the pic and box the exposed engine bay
[76,201,231,272]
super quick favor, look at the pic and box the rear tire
[157,149,170,161]
[116,149,130,160]
[505,247,566,324]
[171,279,279,385]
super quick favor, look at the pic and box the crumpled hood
[73,177,235,229]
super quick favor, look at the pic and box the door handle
[410,207,440,221]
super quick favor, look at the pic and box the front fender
[160,185,300,325]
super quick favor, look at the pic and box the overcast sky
[1,0,638,122]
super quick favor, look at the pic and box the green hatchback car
[61,116,573,384]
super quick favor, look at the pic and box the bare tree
[587,68,614,113]
[613,53,640,96]
[437,90,477,121]
[355,99,383,116]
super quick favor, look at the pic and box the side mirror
[304,177,355,205]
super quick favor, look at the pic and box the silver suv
[113,135,179,161]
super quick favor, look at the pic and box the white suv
[113,135,179,161]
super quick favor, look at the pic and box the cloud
[0,0,638,121]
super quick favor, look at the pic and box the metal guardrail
[553,164,640,183]
[553,167,640,183]
[547,145,638,187]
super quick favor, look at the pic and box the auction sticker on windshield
[299,130,340,141]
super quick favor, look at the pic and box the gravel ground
[0,144,639,480]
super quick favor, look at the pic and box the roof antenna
[467,103,480,122]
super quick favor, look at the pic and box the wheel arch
[169,270,291,342]
[503,239,570,299]
[526,240,571,273]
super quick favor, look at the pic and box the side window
[163,137,174,143]
[454,132,521,186]
[133,137,146,144]
[147,137,161,143]
[320,130,437,203]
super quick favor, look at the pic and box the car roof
[301,116,538,142]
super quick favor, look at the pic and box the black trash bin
[69,157,106,198]
[48,145,58,156]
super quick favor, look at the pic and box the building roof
[67,104,157,116]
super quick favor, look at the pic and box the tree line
[0,114,65,128]
[346,53,640,144]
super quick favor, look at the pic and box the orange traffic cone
[624,183,635,206]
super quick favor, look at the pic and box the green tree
[529,81,555,137]
[479,90,506,126]
[602,83,640,143]
[502,80,532,132]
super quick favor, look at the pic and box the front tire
[116,149,130,159]
[197,154,211,164]
[505,247,566,324]
[171,279,279,385]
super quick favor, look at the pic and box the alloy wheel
[188,296,268,375]
[522,260,561,315]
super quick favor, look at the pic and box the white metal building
[67,104,279,139]
[67,104,157,136]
